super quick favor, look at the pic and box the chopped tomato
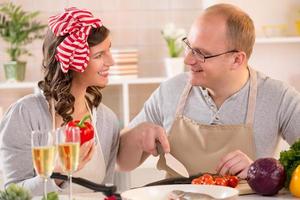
[191,178,203,184]
[223,175,231,181]
[204,178,215,185]
[192,174,215,185]
[214,177,228,186]
[202,174,214,182]
[191,173,239,188]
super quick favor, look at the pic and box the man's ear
[231,51,247,70]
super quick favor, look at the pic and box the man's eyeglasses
[182,37,239,63]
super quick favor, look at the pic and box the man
[117,4,300,179]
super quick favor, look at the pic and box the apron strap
[245,67,258,125]
[51,98,55,131]
[175,81,193,116]
[85,100,107,167]
[85,100,102,147]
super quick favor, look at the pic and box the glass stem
[69,174,72,200]
[44,178,47,200]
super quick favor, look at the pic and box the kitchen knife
[156,141,189,178]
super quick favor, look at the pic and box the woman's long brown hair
[38,26,110,125]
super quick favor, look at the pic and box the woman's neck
[70,82,89,118]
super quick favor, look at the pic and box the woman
[0,7,119,195]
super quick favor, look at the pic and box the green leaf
[0,184,32,200]
[279,138,300,188]
[0,2,46,62]
[42,192,59,200]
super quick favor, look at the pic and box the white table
[239,193,296,200]
[32,192,296,200]
[33,189,299,200]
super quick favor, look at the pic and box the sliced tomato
[192,173,238,187]
[192,178,203,184]
[214,177,228,186]
[204,178,215,185]
[202,174,214,182]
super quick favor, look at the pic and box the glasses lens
[182,39,205,62]
[194,52,205,63]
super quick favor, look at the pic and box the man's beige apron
[51,100,106,193]
[157,68,257,177]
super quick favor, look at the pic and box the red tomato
[223,175,231,181]
[227,176,239,188]
[192,174,238,187]
[192,174,215,185]
[204,178,215,185]
[201,174,215,185]
[192,178,203,184]
[202,174,214,182]
[214,177,228,186]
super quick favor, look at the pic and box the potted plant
[0,2,46,82]
[161,23,186,77]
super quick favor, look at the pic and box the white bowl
[121,184,239,200]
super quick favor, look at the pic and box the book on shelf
[110,48,139,78]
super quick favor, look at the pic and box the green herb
[0,184,31,200]
[279,138,300,188]
[42,192,59,200]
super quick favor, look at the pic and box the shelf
[0,82,37,89]
[255,36,300,44]
[109,77,166,85]
[0,77,166,89]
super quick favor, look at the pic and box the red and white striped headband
[48,7,102,73]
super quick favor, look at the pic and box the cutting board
[237,180,255,195]
[237,181,290,196]
[145,175,257,195]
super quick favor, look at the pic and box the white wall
[202,0,300,91]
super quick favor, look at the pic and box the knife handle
[50,172,119,197]
[155,140,165,156]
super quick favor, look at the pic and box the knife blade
[156,141,189,178]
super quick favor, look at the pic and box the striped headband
[48,7,102,73]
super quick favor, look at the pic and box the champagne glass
[56,126,80,200]
[31,130,56,200]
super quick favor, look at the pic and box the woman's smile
[97,69,109,77]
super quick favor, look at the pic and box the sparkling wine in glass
[57,126,80,200]
[31,130,56,200]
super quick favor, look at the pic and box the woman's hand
[77,140,95,171]
[53,140,95,186]
[216,150,253,179]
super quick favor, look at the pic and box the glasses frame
[182,37,239,63]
